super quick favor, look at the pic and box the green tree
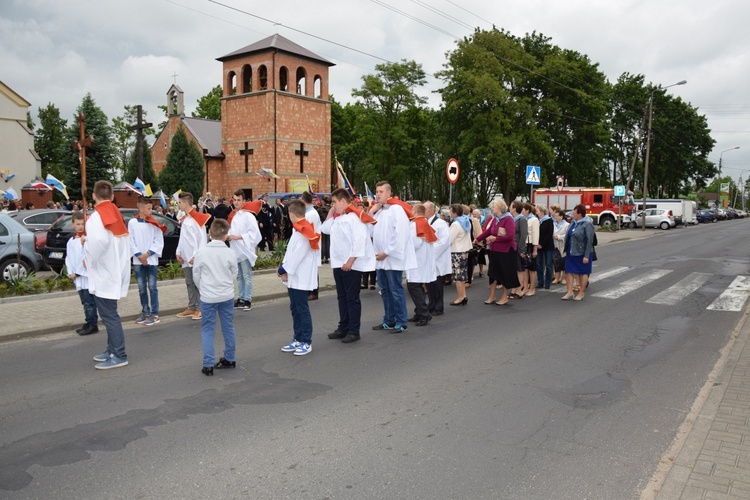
[192,85,222,120]
[121,138,157,188]
[158,126,204,198]
[35,103,68,180]
[351,60,429,193]
[111,105,155,181]
[61,94,116,199]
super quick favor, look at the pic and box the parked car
[714,209,728,221]
[42,210,182,273]
[8,209,71,232]
[696,209,717,223]
[628,209,676,230]
[0,213,44,282]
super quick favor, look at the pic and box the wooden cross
[72,113,94,208]
[295,143,309,173]
[127,105,153,180]
[239,142,253,173]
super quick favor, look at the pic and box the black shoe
[308,294,319,301]
[242,301,252,311]
[341,334,360,343]
[416,318,431,327]
[433,310,444,316]
[214,358,236,369]
[328,330,347,339]
[202,366,214,376]
[544,285,550,290]
[360,284,367,289]
[408,316,419,323]
[234,299,243,309]
[78,323,99,336]
[75,323,88,334]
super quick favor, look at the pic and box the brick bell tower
[216,33,334,199]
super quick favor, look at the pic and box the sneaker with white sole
[144,315,160,326]
[243,301,252,311]
[94,354,129,370]
[293,342,312,356]
[93,350,110,362]
[281,340,301,352]
[134,313,148,324]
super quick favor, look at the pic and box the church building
[152,33,334,200]
[0,81,41,205]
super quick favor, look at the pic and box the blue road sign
[614,185,626,197]
[526,166,540,185]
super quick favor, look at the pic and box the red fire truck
[532,187,634,227]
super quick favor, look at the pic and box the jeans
[288,288,313,344]
[376,269,407,326]
[333,268,362,335]
[237,259,253,301]
[184,267,200,311]
[94,295,126,360]
[78,288,98,325]
[134,264,159,315]
[200,299,235,367]
[536,249,554,287]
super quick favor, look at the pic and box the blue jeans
[200,299,235,367]
[237,259,253,301]
[376,269,407,326]
[94,295,126,360]
[78,288,98,325]
[288,288,313,344]
[134,264,159,315]
[536,249,554,287]
[333,268,362,335]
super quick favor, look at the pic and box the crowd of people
[61,178,596,375]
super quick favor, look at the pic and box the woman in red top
[474,199,521,306]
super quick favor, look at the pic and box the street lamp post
[717,146,740,209]
[641,80,687,231]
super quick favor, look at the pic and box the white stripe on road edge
[707,276,750,311]
[646,272,712,305]
[593,269,672,299]
[550,266,630,293]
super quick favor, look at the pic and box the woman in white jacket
[552,209,570,285]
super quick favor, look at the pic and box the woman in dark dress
[474,199,520,305]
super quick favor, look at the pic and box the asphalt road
[1,221,748,499]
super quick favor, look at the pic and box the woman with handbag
[474,199,520,305]
[562,204,594,301]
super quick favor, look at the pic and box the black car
[696,209,717,223]
[43,210,182,273]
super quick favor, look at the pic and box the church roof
[182,117,223,158]
[216,33,334,66]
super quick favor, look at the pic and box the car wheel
[712,218,717,223]
[629,221,637,229]
[660,221,670,230]
[599,215,615,228]
[0,259,32,283]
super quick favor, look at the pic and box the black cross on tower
[239,142,253,173]
[295,143,309,173]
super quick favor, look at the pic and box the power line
[369,0,460,39]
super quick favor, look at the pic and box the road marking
[550,266,630,293]
[646,272,712,305]
[707,276,750,311]
[593,269,672,299]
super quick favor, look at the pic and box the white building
[0,81,41,200]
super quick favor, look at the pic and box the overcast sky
[2,0,748,183]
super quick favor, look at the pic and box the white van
[631,199,696,225]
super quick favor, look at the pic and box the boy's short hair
[233,189,245,199]
[288,199,306,218]
[331,188,351,203]
[209,218,230,239]
[179,192,193,205]
[137,196,151,206]
[300,191,313,204]
[413,203,426,216]
[71,211,85,222]
[93,180,113,200]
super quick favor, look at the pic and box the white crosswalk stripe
[646,272,712,305]
[707,276,750,311]
[549,266,630,293]
[593,269,672,299]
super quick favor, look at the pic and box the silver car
[629,209,676,230]
[0,213,44,281]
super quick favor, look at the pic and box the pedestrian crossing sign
[526,166,540,185]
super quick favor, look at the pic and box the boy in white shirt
[226,189,262,311]
[66,211,99,336]
[193,218,238,376]
[406,204,437,326]
[175,192,210,320]
[319,188,376,343]
[128,197,165,326]
[301,191,322,300]
[278,200,321,356]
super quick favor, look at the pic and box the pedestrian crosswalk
[545,267,750,312]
